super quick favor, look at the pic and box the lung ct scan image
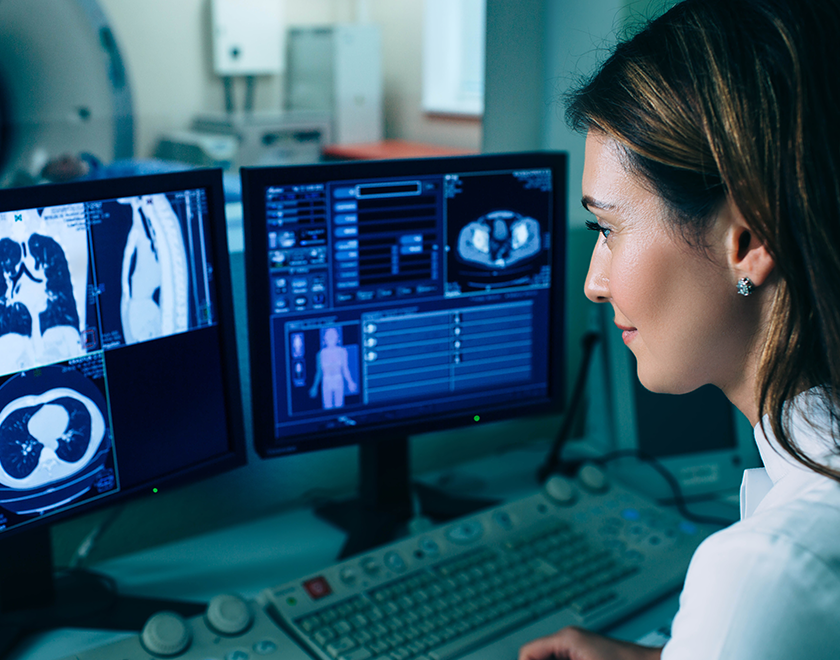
[0,205,91,377]
[0,356,116,529]
[445,169,552,296]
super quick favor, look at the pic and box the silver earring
[736,277,755,296]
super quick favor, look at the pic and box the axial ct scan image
[0,362,115,520]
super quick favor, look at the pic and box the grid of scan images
[0,190,215,529]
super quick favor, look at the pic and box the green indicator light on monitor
[152,488,159,494]
[474,415,480,422]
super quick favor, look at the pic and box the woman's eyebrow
[581,195,617,212]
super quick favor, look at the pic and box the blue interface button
[445,521,484,545]
[384,551,407,573]
[377,288,395,298]
[254,639,278,655]
[419,537,441,557]
[492,511,514,530]
[621,508,641,521]
[336,293,354,303]
[679,521,698,535]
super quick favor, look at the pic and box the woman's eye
[585,219,611,239]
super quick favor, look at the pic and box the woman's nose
[584,244,610,303]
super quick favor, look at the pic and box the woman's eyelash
[585,220,611,238]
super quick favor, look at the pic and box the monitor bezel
[242,151,567,459]
[0,168,247,542]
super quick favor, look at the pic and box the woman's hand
[519,626,663,660]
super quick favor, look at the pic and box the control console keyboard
[260,469,715,660]
[60,468,717,660]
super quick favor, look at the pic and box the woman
[521,0,840,658]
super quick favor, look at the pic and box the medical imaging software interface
[0,187,219,534]
[262,164,556,448]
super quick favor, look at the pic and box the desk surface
[321,140,476,161]
[9,446,736,660]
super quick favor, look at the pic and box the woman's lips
[615,323,637,344]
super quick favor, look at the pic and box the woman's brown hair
[567,0,840,479]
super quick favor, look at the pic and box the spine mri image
[118,195,189,344]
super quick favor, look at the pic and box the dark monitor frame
[0,169,246,643]
[242,152,567,554]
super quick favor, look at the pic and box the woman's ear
[722,198,775,286]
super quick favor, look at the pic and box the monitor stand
[315,437,500,558]
[0,527,205,656]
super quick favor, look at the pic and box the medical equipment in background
[285,24,384,145]
[156,111,332,171]
[0,0,134,188]
[155,0,331,171]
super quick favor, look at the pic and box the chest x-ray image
[0,205,89,377]
[118,195,189,344]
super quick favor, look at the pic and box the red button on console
[303,576,333,600]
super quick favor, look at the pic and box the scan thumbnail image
[285,323,361,415]
[458,210,541,269]
[91,194,191,349]
[0,360,116,524]
[0,205,91,377]
[445,172,551,295]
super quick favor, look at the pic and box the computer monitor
[583,303,758,501]
[242,152,566,554]
[0,169,246,635]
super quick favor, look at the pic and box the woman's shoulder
[694,478,840,579]
[665,484,840,658]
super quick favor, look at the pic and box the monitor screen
[0,169,246,540]
[242,152,566,458]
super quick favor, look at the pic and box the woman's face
[583,132,755,396]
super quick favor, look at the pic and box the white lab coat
[662,389,840,659]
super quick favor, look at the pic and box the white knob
[141,611,192,657]
[544,475,577,505]
[205,594,253,636]
[578,463,609,492]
